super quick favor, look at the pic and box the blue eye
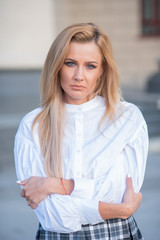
[65,61,75,67]
[87,64,96,69]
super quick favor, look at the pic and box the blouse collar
[65,96,105,113]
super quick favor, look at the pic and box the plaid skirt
[35,216,143,240]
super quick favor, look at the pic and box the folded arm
[14,120,147,232]
[18,176,142,232]
[18,175,141,219]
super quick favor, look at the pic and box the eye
[64,61,75,67]
[87,64,96,69]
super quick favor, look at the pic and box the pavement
[0,127,38,240]
[0,72,160,239]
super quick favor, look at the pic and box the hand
[18,176,50,209]
[121,176,142,218]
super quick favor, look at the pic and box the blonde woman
[14,23,148,239]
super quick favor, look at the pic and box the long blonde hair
[32,23,121,177]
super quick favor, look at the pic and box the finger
[17,179,28,186]
[27,201,31,206]
[27,200,36,209]
[138,192,143,202]
[21,189,25,198]
[31,202,37,209]
[126,175,134,190]
[17,180,22,184]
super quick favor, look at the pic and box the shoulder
[16,107,42,142]
[117,101,148,141]
[120,101,145,123]
[20,107,42,127]
[116,100,147,132]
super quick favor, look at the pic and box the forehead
[66,41,102,61]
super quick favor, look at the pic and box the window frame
[142,0,160,36]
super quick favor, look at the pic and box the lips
[71,85,86,90]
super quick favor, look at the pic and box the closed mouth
[71,85,86,89]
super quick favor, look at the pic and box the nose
[74,66,84,81]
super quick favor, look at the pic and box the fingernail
[17,180,21,184]
[127,173,131,178]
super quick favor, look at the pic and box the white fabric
[14,96,148,233]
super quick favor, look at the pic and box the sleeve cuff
[80,199,104,225]
[70,178,94,199]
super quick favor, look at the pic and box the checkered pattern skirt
[35,216,143,240]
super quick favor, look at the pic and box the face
[59,41,103,105]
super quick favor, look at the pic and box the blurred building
[0,0,56,69]
[0,0,160,90]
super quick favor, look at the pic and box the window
[142,0,160,36]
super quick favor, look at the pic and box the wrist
[46,177,58,195]
[61,178,68,195]
[63,179,74,195]
[46,177,74,195]
[98,202,130,220]
[121,202,133,219]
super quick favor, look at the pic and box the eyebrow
[65,58,98,64]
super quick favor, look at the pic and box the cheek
[59,71,68,89]
[60,69,72,85]
[88,75,100,89]
[60,78,67,92]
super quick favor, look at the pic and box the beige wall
[54,0,160,89]
[0,0,56,69]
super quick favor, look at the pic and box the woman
[14,23,148,239]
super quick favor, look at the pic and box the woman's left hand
[18,177,51,209]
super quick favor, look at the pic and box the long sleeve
[34,195,102,232]
[14,132,103,233]
[121,120,148,193]
[71,175,106,199]
[72,120,148,203]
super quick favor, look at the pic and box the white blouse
[14,96,148,233]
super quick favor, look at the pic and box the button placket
[74,112,83,177]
